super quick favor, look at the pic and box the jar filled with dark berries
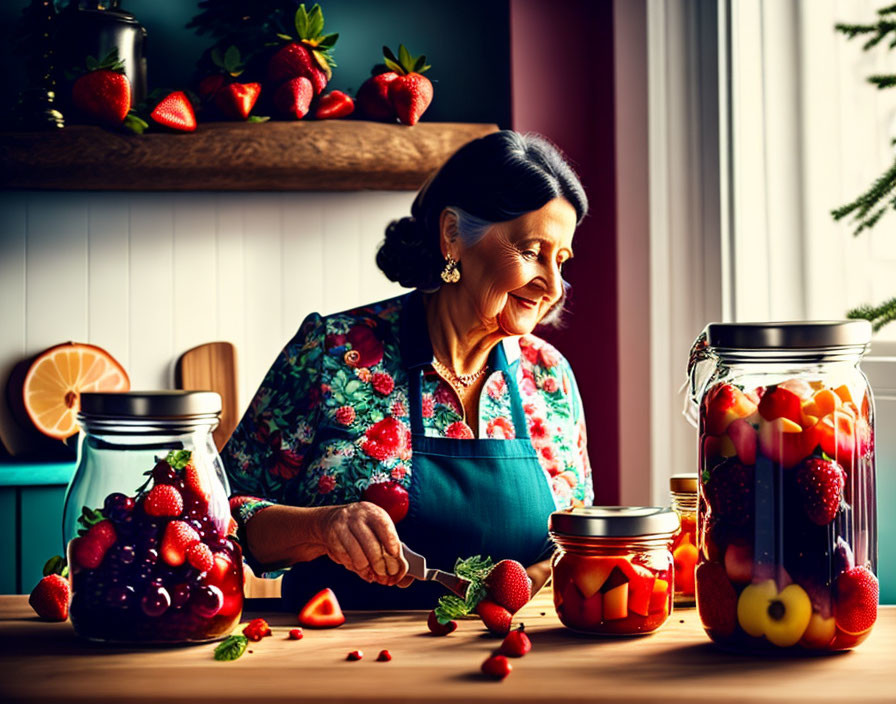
[686,321,876,652]
[63,391,243,644]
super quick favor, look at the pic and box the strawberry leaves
[433,555,493,624]
[382,44,431,76]
[76,506,105,535]
[42,555,69,578]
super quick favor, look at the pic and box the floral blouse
[222,291,593,555]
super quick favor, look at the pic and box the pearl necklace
[431,357,488,389]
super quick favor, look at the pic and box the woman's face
[452,197,577,336]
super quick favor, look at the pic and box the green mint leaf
[166,450,192,470]
[214,635,248,661]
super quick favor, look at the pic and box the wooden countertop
[0,591,893,703]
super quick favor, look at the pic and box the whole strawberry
[381,44,433,126]
[356,71,398,120]
[273,77,314,119]
[427,609,457,636]
[705,459,755,526]
[499,625,531,657]
[481,653,512,680]
[795,458,845,525]
[476,598,512,635]
[144,484,184,517]
[267,3,338,97]
[202,45,261,121]
[71,49,131,126]
[485,559,531,614]
[29,574,71,621]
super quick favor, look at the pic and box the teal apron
[281,331,557,610]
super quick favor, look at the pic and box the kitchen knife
[401,543,470,598]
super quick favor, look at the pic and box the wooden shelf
[0,121,499,191]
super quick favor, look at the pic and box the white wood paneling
[0,189,414,456]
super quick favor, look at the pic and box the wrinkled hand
[320,502,410,586]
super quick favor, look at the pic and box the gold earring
[440,255,461,283]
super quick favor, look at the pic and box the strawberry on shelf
[381,44,433,126]
[199,45,262,122]
[71,49,131,127]
[266,3,337,97]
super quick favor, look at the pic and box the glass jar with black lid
[63,391,243,643]
[549,506,680,635]
[686,321,877,652]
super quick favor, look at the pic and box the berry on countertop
[145,484,184,517]
[242,618,272,641]
[427,609,457,636]
[499,625,531,657]
[346,650,363,661]
[376,649,392,661]
[795,458,845,526]
[481,653,512,680]
[29,574,71,621]
[288,628,304,640]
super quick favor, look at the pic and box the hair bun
[376,216,442,289]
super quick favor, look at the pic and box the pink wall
[510,0,620,503]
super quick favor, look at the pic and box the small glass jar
[670,474,698,607]
[63,391,243,644]
[549,507,679,635]
[686,321,877,652]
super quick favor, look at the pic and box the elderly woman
[222,130,592,610]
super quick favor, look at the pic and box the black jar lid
[79,391,221,419]
[706,321,871,350]
[549,506,680,538]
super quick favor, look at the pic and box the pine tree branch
[848,296,896,332]
[869,73,896,88]
[831,158,896,234]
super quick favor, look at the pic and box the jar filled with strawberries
[63,391,243,644]
[685,321,877,652]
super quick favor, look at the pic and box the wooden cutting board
[176,342,238,451]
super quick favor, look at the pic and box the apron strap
[408,341,531,440]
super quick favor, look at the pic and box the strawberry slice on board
[381,44,433,126]
[314,90,354,119]
[150,91,197,132]
[298,587,345,628]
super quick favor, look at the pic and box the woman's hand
[319,502,410,586]
[526,558,553,596]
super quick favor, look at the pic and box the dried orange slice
[22,342,130,440]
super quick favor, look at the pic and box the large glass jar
[549,507,679,635]
[686,321,877,652]
[63,391,243,644]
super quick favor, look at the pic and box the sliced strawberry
[481,654,512,680]
[427,609,457,636]
[144,484,184,517]
[298,587,345,628]
[485,560,531,614]
[183,462,210,509]
[499,625,531,657]
[314,90,354,119]
[242,617,272,641]
[273,76,313,119]
[160,520,200,567]
[758,386,803,424]
[215,82,261,120]
[835,566,878,635]
[150,91,197,132]
[29,574,71,621]
[476,599,512,635]
[695,560,737,637]
[795,458,845,525]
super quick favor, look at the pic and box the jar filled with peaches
[549,507,680,635]
[686,321,877,652]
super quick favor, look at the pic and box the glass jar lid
[705,321,871,350]
[80,391,221,419]
[669,473,698,493]
[549,506,680,538]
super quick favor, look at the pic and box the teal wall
[1,0,511,127]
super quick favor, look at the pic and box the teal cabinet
[0,463,75,594]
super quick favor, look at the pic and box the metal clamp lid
[705,320,871,350]
[79,391,222,419]
[549,506,680,538]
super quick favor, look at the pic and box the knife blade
[401,543,470,598]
